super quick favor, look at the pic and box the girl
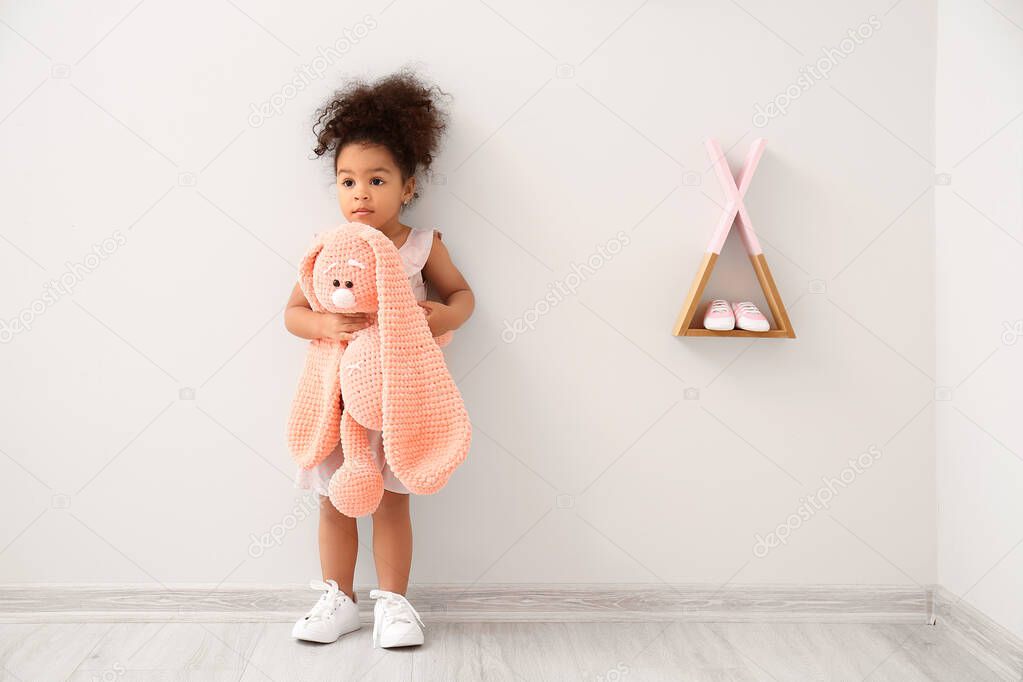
[284,69,474,648]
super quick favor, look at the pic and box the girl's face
[335,142,415,229]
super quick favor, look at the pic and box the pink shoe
[703,299,735,331]
[731,301,770,332]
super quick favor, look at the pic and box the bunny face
[301,229,380,314]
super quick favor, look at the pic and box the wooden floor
[0,620,1008,681]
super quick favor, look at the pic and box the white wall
[1,1,938,593]
[935,0,1023,640]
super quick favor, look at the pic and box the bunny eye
[332,279,340,287]
[344,280,353,288]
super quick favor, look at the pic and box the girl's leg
[318,494,360,603]
[371,490,412,594]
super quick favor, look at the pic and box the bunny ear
[287,339,344,469]
[289,227,349,470]
[365,229,471,495]
[298,231,327,313]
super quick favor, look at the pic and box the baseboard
[933,585,1023,681]
[0,582,930,625]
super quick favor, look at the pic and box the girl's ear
[403,176,416,205]
[298,231,327,312]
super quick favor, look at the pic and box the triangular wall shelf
[673,138,796,339]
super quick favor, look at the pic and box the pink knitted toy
[287,223,471,517]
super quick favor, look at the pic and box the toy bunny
[287,223,471,517]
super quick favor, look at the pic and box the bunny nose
[331,288,355,308]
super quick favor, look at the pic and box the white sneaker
[292,579,361,643]
[731,301,770,332]
[703,299,736,331]
[370,589,425,648]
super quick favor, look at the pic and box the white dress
[293,226,438,497]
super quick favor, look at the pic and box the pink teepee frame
[673,138,795,338]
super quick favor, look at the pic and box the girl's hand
[318,311,374,341]
[418,300,454,337]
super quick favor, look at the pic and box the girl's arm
[284,281,371,341]
[420,231,474,337]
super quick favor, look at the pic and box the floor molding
[933,585,1023,681]
[0,582,932,625]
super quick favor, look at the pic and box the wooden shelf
[684,328,792,338]
[672,138,796,340]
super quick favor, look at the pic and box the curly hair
[312,67,450,205]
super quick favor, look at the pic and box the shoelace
[734,302,761,316]
[708,300,731,313]
[370,589,426,630]
[304,579,343,622]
